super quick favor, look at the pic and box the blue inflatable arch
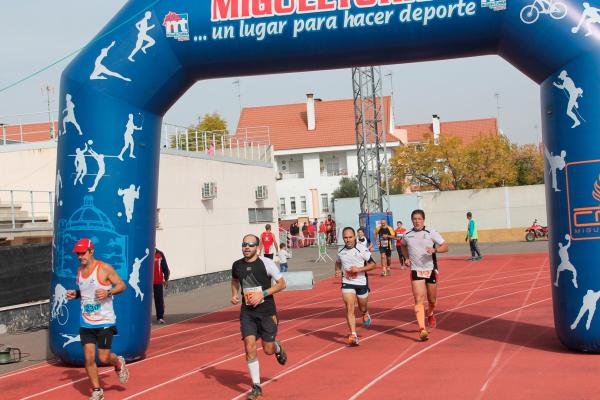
[51,0,600,363]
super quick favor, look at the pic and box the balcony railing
[320,169,348,177]
[0,190,54,231]
[280,172,304,179]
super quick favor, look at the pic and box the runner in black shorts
[374,219,395,276]
[401,210,448,341]
[231,234,288,400]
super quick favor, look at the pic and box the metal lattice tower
[352,66,388,214]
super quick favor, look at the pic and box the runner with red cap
[66,238,129,400]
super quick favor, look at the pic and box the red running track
[2,253,597,399]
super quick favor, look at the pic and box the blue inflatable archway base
[50,0,600,364]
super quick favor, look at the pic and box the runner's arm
[335,260,342,278]
[401,242,411,267]
[263,259,286,297]
[98,264,126,299]
[231,278,240,304]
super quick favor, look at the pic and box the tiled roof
[1,122,58,143]
[397,118,498,144]
[235,97,394,151]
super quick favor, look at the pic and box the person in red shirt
[325,214,336,245]
[260,224,279,259]
[395,221,407,269]
[307,221,315,246]
[153,248,170,324]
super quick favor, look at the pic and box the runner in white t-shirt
[335,227,377,346]
[401,210,448,341]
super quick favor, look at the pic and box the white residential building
[236,94,401,221]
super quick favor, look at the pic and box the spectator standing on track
[259,224,278,259]
[301,222,308,247]
[395,221,407,269]
[325,214,336,245]
[401,210,448,341]
[308,220,315,246]
[335,227,377,346]
[312,218,318,244]
[278,243,290,272]
[231,234,288,400]
[374,219,395,277]
[153,248,170,324]
[65,238,129,400]
[290,221,300,249]
[466,212,483,261]
[356,227,373,252]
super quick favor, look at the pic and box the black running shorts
[410,270,437,284]
[240,308,278,342]
[79,326,118,349]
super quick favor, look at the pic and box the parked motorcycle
[525,219,548,242]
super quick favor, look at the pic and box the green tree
[513,144,544,185]
[391,133,470,191]
[332,177,359,199]
[463,134,517,188]
[170,113,228,151]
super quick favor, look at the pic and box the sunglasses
[241,242,258,247]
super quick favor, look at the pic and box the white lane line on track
[19,269,544,400]
[347,297,551,400]
[149,265,545,342]
[124,281,549,400]
[16,265,545,399]
[476,256,548,398]
[0,361,59,381]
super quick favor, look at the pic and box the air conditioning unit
[201,182,217,199]
[255,185,268,200]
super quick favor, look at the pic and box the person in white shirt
[401,210,448,342]
[278,243,290,272]
[335,227,377,346]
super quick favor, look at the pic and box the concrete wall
[333,185,547,243]
[0,143,277,280]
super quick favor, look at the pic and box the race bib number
[416,270,432,279]
[82,299,102,321]
[243,286,264,305]
[344,268,358,280]
[380,239,389,247]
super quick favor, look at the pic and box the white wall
[0,143,277,280]
[333,185,547,236]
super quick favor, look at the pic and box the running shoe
[158,318,166,324]
[362,312,372,327]
[427,314,437,329]
[348,334,360,346]
[274,340,287,365]
[247,384,263,400]
[116,356,129,384]
[89,388,104,400]
[419,328,429,342]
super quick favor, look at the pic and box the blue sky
[0,0,541,144]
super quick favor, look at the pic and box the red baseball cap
[72,238,94,253]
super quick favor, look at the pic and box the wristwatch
[107,288,113,297]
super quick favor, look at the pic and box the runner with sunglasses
[231,234,288,400]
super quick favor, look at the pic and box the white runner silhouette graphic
[117,114,143,160]
[73,143,88,186]
[554,234,578,288]
[55,170,63,206]
[129,248,150,302]
[571,289,600,330]
[60,94,83,136]
[129,11,156,62]
[90,41,131,82]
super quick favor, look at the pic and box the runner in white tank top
[66,238,129,400]
[77,261,116,328]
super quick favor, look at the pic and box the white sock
[274,342,281,354]
[247,358,260,385]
